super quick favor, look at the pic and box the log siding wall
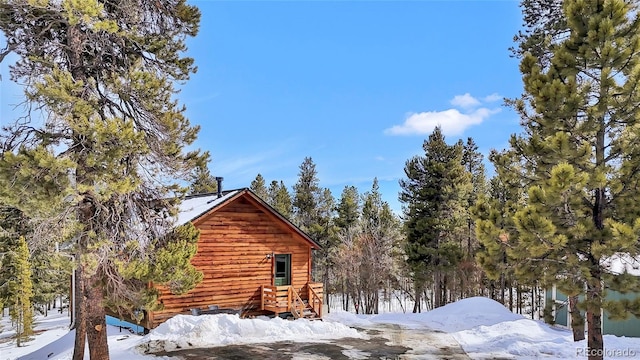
[147,196,312,328]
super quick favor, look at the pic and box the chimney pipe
[215,177,224,198]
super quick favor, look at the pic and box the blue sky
[1,0,525,214]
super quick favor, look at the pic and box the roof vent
[215,177,224,198]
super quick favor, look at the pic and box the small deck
[261,282,323,319]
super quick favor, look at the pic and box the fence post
[261,285,264,311]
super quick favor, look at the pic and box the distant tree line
[240,142,530,316]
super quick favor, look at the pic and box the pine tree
[250,174,268,200]
[461,138,486,257]
[291,158,338,296]
[333,180,402,314]
[335,186,360,230]
[510,0,567,67]
[458,138,486,298]
[474,175,523,306]
[267,180,293,219]
[31,249,72,316]
[359,178,401,314]
[333,185,360,310]
[306,188,337,305]
[400,127,468,311]
[0,205,35,338]
[189,165,218,195]
[361,179,385,235]
[6,236,34,347]
[498,1,640,357]
[292,157,321,231]
[0,2,206,359]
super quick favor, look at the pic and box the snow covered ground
[2,297,640,359]
[1,312,362,360]
[326,297,640,359]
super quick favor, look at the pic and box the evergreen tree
[399,127,467,311]
[361,179,384,235]
[333,185,360,310]
[267,180,293,219]
[30,249,72,315]
[335,185,360,230]
[333,180,402,314]
[510,0,566,67]
[306,188,338,305]
[0,2,206,359]
[359,178,401,314]
[497,1,640,357]
[474,176,522,306]
[4,236,34,346]
[459,138,486,298]
[291,158,338,295]
[461,138,486,257]
[0,206,34,331]
[188,165,218,195]
[250,174,268,200]
[292,157,321,231]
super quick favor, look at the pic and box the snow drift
[138,313,365,353]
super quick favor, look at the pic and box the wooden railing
[306,282,323,318]
[261,282,323,318]
[288,287,305,318]
[261,285,290,314]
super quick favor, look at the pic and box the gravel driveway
[147,322,470,359]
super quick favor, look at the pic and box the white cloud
[483,93,502,102]
[384,92,503,137]
[384,107,501,137]
[450,93,480,109]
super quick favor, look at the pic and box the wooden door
[274,254,291,286]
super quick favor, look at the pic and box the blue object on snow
[105,315,144,334]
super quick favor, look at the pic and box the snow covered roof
[176,189,243,226]
[602,253,640,276]
[175,188,320,249]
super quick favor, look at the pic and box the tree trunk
[509,283,513,312]
[517,286,522,315]
[586,307,603,360]
[443,274,449,305]
[433,272,442,308]
[72,266,86,360]
[374,291,379,314]
[67,18,98,360]
[341,281,348,311]
[86,273,109,360]
[413,285,422,313]
[586,103,605,359]
[323,259,331,313]
[467,217,472,258]
[569,295,585,342]
[528,286,532,317]
[16,308,22,347]
[344,293,349,312]
[500,273,505,305]
[586,269,603,360]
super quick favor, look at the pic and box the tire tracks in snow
[372,323,471,359]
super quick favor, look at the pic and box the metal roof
[177,188,320,249]
[176,189,242,226]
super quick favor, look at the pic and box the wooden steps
[292,300,320,320]
[261,283,323,320]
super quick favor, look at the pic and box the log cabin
[138,188,323,330]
